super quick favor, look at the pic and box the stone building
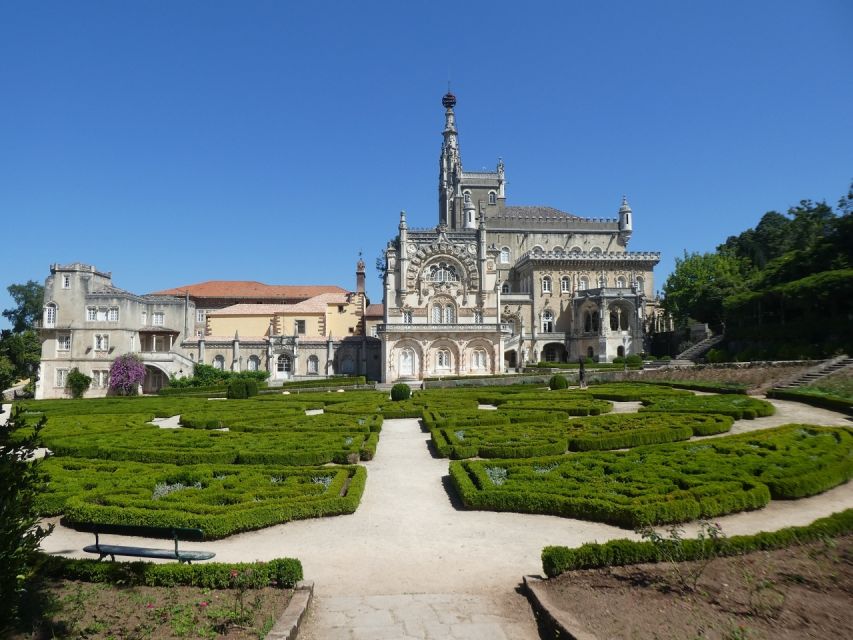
[37,260,380,398]
[379,93,660,382]
[37,262,197,398]
[180,259,381,381]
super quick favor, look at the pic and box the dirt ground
[10,582,292,640]
[539,535,852,640]
[625,364,812,393]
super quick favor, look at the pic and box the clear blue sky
[2,1,851,329]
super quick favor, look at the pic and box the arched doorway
[142,365,168,395]
[542,343,567,363]
[504,349,517,371]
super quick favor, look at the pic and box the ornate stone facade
[379,93,661,382]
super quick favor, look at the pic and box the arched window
[635,276,645,294]
[247,356,260,371]
[616,276,627,288]
[560,276,570,293]
[472,348,487,370]
[570,246,582,253]
[399,348,415,377]
[307,355,319,374]
[587,346,595,358]
[552,246,564,255]
[590,247,602,254]
[473,309,483,324]
[435,349,451,371]
[213,355,225,370]
[579,276,589,291]
[426,262,459,282]
[444,304,455,323]
[617,345,625,357]
[43,303,57,328]
[542,276,551,294]
[542,310,554,332]
[501,282,510,294]
[402,309,412,324]
[488,191,496,205]
[463,191,471,204]
[277,354,291,373]
[499,247,510,264]
[432,304,443,323]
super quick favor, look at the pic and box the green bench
[83,525,216,564]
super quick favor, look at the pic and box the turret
[618,195,633,244]
[397,211,408,296]
[439,91,462,228]
[356,253,366,294]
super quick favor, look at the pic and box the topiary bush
[625,354,643,367]
[66,368,92,399]
[390,383,411,401]
[549,374,568,390]
[226,379,247,399]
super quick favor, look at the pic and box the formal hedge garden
[450,425,852,528]
[18,393,380,538]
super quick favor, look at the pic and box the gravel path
[35,397,853,639]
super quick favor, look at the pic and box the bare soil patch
[11,581,292,639]
[538,535,852,640]
[627,364,811,394]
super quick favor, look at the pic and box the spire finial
[619,195,632,212]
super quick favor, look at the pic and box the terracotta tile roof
[209,304,290,316]
[210,293,350,317]
[365,303,384,317]
[148,281,347,299]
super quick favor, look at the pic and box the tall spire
[439,91,462,228]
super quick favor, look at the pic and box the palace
[35,92,661,396]
[378,92,660,382]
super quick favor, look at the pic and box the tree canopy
[2,281,44,333]
[662,183,853,358]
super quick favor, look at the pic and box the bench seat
[84,543,216,563]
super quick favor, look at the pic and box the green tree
[2,281,44,333]
[0,330,41,380]
[662,251,747,325]
[0,408,53,631]
[0,355,14,393]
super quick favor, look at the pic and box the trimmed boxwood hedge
[449,424,852,528]
[39,459,367,539]
[39,555,303,588]
[639,393,775,419]
[767,387,853,415]
[429,413,733,458]
[542,508,853,577]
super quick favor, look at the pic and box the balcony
[378,323,512,334]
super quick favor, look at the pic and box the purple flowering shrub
[109,354,146,395]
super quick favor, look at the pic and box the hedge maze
[450,424,853,528]
[20,379,851,538]
[21,393,387,538]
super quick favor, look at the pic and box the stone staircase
[676,334,725,362]
[774,354,853,389]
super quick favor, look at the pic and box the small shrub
[390,383,411,401]
[226,378,258,399]
[612,356,625,364]
[549,374,568,390]
[625,354,643,367]
[66,368,92,399]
